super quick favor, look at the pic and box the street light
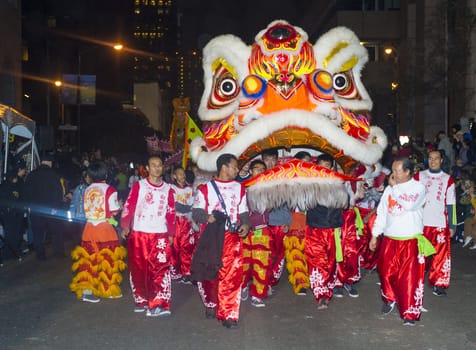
[383,45,399,139]
[76,43,123,154]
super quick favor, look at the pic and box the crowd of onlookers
[383,123,476,249]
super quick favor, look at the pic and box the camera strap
[210,180,230,219]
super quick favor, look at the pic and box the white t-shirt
[415,170,455,228]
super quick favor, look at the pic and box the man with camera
[192,153,250,329]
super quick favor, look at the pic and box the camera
[227,221,241,233]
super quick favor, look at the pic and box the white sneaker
[82,294,100,303]
[251,296,266,308]
[241,286,249,301]
[463,236,473,248]
[146,307,171,317]
[469,244,476,250]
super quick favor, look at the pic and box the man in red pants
[414,150,456,296]
[121,155,176,317]
[192,153,250,329]
[370,157,434,326]
[305,154,347,310]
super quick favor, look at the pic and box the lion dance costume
[70,182,127,300]
[190,20,388,308]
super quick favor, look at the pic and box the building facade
[0,0,22,110]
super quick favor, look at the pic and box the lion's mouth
[239,127,358,174]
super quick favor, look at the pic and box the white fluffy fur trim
[191,109,387,171]
[247,178,349,213]
[198,35,251,121]
[313,27,372,111]
[314,27,365,71]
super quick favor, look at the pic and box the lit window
[134,8,140,14]
[22,47,29,61]
[134,0,139,4]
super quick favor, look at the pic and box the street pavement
[1,240,475,350]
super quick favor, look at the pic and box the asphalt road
[1,241,475,350]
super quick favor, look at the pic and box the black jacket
[23,165,64,210]
[306,204,344,229]
[190,210,227,282]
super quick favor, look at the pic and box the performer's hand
[121,228,130,240]
[369,236,378,252]
[238,224,250,238]
[388,174,396,187]
[281,224,289,234]
[449,228,455,238]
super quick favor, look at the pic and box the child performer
[241,159,273,307]
[170,166,195,284]
[70,161,127,303]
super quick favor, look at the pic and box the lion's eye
[219,78,238,97]
[333,74,348,91]
[208,68,240,109]
[333,72,357,99]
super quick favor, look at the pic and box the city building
[0,0,22,109]
[302,0,476,142]
[131,0,202,134]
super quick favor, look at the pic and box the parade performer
[333,207,360,298]
[241,159,273,307]
[70,161,126,303]
[170,166,196,284]
[121,155,176,317]
[414,150,456,296]
[305,154,348,310]
[355,169,388,270]
[283,151,312,296]
[284,209,309,295]
[370,157,434,326]
[191,153,250,329]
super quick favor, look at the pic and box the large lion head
[191,21,387,212]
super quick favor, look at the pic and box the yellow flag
[182,113,203,168]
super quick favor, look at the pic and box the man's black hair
[316,153,334,165]
[87,161,108,182]
[294,151,312,160]
[147,154,164,165]
[394,157,414,176]
[216,153,237,172]
[261,148,279,158]
[249,159,266,170]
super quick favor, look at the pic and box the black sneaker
[333,287,344,298]
[432,286,447,297]
[403,318,415,326]
[297,288,307,296]
[180,275,192,285]
[205,307,216,319]
[343,283,359,298]
[222,319,239,329]
[381,301,396,315]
